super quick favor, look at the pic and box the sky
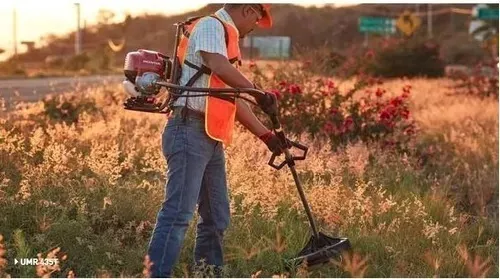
[0,0,356,61]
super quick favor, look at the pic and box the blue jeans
[147,113,230,277]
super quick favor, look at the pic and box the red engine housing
[124,49,171,84]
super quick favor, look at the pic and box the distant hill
[8,3,496,67]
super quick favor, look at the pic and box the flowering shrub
[450,59,499,99]
[250,63,416,151]
[0,79,497,277]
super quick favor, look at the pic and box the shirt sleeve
[190,17,228,58]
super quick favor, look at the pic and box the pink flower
[343,116,354,132]
[390,97,403,107]
[400,108,410,119]
[327,80,335,89]
[365,49,375,59]
[288,84,302,94]
[383,140,396,148]
[405,127,415,135]
[379,110,391,121]
[375,88,385,97]
[323,121,341,135]
[324,122,334,133]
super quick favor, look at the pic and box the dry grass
[0,73,497,277]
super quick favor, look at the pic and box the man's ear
[241,5,253,19]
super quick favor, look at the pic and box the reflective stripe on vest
[176,14,241,146]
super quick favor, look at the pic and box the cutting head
[286,233,352,268]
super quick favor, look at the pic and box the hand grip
[268,140,308,170]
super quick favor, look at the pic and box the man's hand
[256,91,279,117]
[259,131,291,155]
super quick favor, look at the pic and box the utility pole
[450,7,455,33]
[13,8,18,57]
[427,4,433,39]
[279,39,283,59]
[74,3,81,55]
[414,4,421,36]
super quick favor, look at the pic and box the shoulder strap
[180,15,228,48]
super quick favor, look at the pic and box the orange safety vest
[175,14,241,146]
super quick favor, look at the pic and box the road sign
[470,4,496,41]
[396,10,421,36]
[242,36,291,59]
[358,16,396,34]
[478,8,499,20]
[469,19,488,41]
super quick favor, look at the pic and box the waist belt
[172,106,205,120]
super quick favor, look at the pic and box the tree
[40,34,59,47]
[97,9,115,26]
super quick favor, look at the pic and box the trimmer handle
[268,140,308,170]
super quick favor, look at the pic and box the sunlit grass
[0,72,497,277]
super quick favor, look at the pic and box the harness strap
[177,65,206,96]
[179,68,207,121]
[181,15,229,46]
[184,60,212,75]
[183,56,239,75]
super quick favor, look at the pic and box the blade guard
[285,233,352,268]
[268,141,308,170]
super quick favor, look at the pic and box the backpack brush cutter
[120,17,351,269]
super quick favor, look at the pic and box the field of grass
[0,72,498,277]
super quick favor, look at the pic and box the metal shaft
[284,148,319,238]
[158,23,183,111]
[427,4,433,39]
[13,8,17,57]
[75,3,81,55]
[170,24,182,83]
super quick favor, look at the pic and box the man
[147,3,286,277]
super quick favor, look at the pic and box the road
[0,75,122,108]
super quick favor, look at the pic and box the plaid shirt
[173,8,239,112]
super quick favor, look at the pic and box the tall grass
[0,72,497,277]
